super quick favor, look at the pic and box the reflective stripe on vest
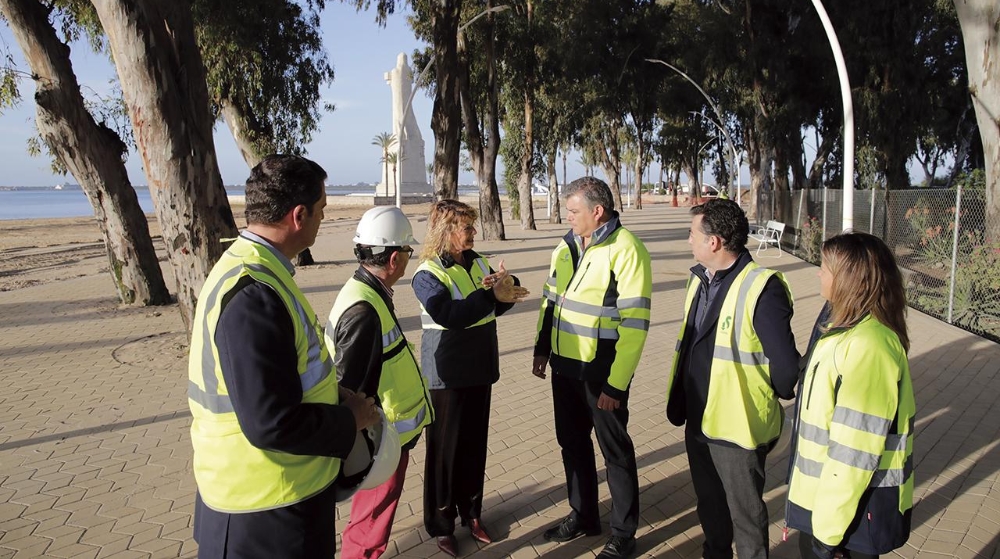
[667,263,789,449]
[187,236,340,513]
[416,256,496,330]
[325,278,434,445]
[189,260,331,413]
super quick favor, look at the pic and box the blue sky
[0,3,498,187]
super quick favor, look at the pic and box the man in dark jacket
[325,206,433,559]
[189,155,380,559]
[666,199,799,559]
[533,177,653,559]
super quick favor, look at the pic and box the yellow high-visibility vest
[787,315,914,553]
[326,278,433,445]
[415,256,496,330]
[666,263,791,449]
[188,236,340,513]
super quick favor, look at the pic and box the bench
[748,220,785,257]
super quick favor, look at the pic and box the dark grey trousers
[552,374,640,538]
[686,427,770,559]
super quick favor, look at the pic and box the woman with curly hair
[411,199,529,557]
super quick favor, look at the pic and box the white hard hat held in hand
[353,206,419,247]
[333,406,402,502]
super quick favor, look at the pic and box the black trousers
[685,427,770,559]
[193,482,338,559]
[551,374,639,538]
[798,533,877,559]
[423,385,492,537]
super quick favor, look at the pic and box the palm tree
[386,152,399,197]
[372,132,397,196]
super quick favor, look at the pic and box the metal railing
[756,188,1000,343]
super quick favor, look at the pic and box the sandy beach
[0,192,570,293]
[0,200,375,293]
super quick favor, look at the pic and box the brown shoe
[436,535,458,557]
[468,518,492,544]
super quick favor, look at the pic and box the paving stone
[2,204,999,557]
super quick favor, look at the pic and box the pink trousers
[340,449,410,559]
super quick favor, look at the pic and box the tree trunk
[219,99,265,168]
[93,0,238,328]
[457,2,503,240]
[2,0,170,307]
[547,148,561,224]
[596,121,624,212]
[634,141,644,210]
[808,132,835,189]
[430,0,462,200]
[516,93,536,229]
[954,0,999,238]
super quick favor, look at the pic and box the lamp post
[646,59,738,202]
[690,110,741,202]
[396,5,511,208]
[808,0,855,231]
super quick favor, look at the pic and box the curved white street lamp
[690,110,742,199]
[808,0,855,231]
[646,58,738,202]
[396,5,511,208]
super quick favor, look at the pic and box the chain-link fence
[755,188,1000,344]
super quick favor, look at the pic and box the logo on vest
[721,316,732,332]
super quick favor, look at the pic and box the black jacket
[411,249,515,389]
[667,250,800,443]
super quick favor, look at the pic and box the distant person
[787,232,914,559]
[188,154,380,559]
[325,206,433,559]
[411,199,529,557]
[666,198,799,559]
[533,177,652,559]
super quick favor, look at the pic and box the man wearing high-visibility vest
[325,207,433,559]
[533,177,652,559]
[666,198,800,559]
[188,155,381,559]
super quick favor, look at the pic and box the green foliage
[912,234,1000,341]
[955,169,986,190]
[905,199,958,266]
[195,0,336,157]
[0,52,22,112]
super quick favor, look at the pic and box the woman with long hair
[411,199,529,557]
[786,232,915,559]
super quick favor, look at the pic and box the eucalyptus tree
[953,0,998,235]
[91,0,238,327]
[0,0,169,306]
[352,0,468,199]
[195,0,335,168]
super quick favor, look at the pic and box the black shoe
[542,516,601,542]
[597,535,636,559]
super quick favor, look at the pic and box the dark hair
[355,245,402,268]
[563,176,615,214]
[690,198,748,253]
[244,154,327,225]
[822,232,909,352]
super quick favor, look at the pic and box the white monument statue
[378,53,431,197]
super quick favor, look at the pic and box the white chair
[748,220,785,257]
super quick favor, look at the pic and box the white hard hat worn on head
[353,206,419,248]
[333,407,402,502]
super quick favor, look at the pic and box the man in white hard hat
[325,206,434,559]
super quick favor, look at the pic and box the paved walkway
[1,203,998,559]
